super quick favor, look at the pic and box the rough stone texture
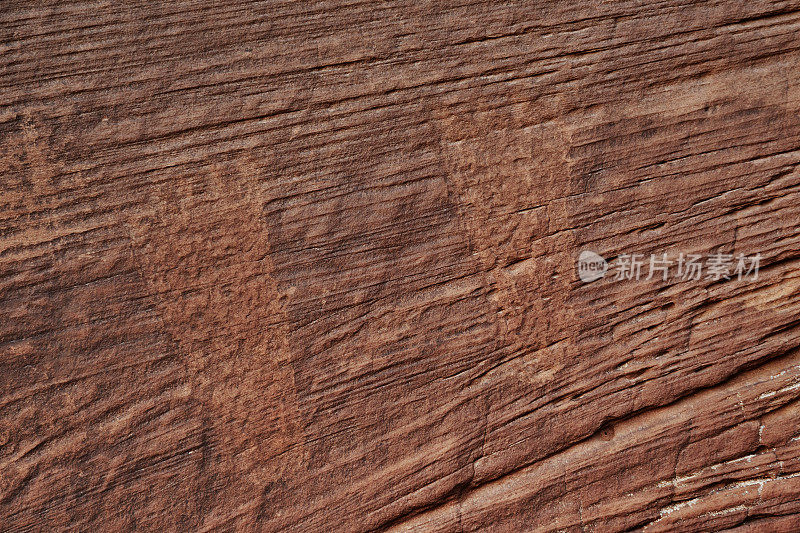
[1,0,800,531]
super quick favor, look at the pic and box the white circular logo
[577,251,608,283]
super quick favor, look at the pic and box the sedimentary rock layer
[1,0,799,531]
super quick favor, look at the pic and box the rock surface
[2,0,800,531]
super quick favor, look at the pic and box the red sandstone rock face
[2,1,800,531]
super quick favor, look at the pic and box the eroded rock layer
[1,0,800,531]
